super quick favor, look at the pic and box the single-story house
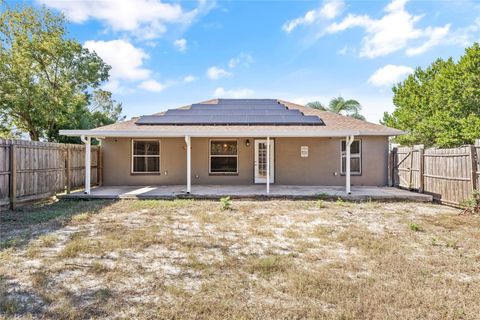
[60,99,403,195]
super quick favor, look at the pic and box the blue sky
[33,0,480,123]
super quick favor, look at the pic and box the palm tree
[306,101,326,110]
[306,96,366,120]
[348,112,366,121]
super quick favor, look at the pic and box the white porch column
[266,136,270,194]
[80,135,91,194]
[185,136,191,194]
[345,135,355,194]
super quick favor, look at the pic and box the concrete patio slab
[59,185,433,202]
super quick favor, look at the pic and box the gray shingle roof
[88,99,403,136]
[135,99,324,126]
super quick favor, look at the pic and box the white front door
[254,139,274,183]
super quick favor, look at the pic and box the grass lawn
[1,199,479,319]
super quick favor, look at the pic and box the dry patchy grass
[1,198,479,319]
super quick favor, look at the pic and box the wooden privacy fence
[0,139,101,210]
[391,140,480,206]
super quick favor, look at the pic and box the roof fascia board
[59,129,402,137]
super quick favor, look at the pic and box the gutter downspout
[80,135,91,195]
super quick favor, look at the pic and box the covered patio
[59,99,408,199]
[60,185,433,202]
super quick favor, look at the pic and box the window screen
[341,140,361,174]
[132,140,160,173]
[210,140,238,173]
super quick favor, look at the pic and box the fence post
[9,142,16,210]
[408,147,414,190]
[391,147,397,187]
[470,144,477,192]
[66,145,71,194]
[418,146,425,193]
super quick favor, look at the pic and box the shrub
[316,200,325,209]
[461,190,480,214]
[409,223,421,232]
[220,197,232,210]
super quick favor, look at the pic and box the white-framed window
[341,139,362,175]
[209,140,238,174]
[131,139,161,173]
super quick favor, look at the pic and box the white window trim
[131,139,161,174]
[340,139,362,175]
[209,139,239,174]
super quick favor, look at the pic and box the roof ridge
[89,98,403,135]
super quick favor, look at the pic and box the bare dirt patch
[1,199,479,319]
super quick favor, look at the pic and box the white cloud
[84,39,151,81]
[368,64,414,87]
[173,38,187,52]
[213,87,255,98]
[228,53,254,68]
[325,0,451,58]
[446,17,480,46]
[206,66,232,80]
[85,39,171,94]
[183,75,197,83]
[319,0,346,19]
[38,0,214,40]
[283,0,344,33]
[406,24,451,56]
[138,80,166,92]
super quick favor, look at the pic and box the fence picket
[394,143,479,206]
[0,138,100,211]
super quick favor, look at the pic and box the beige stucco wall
[275,136,388,186]
[102,136,389,186]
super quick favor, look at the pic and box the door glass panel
[258,142,267,177]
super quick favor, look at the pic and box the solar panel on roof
[136,99,325,126]
[217,99,278,105]
[190,104,285,110]
[164,109,302,116]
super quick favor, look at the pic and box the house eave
[59,129,404,138]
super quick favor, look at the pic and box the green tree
[52,90,124,143]
[382,43,480,147]
[0,4,122,141]
[307,97,366,120]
